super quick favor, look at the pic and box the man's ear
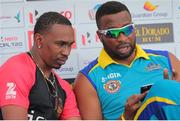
[34,33,43,48]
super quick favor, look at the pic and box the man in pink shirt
[0,11,80,120]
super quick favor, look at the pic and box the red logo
[28,30,34,50]
[59,11,72,20]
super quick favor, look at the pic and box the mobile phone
[140,84,153,102]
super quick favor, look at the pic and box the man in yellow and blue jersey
[74,1,180,120]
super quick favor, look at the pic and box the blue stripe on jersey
[80,58,98,90]
[138,101,169,120]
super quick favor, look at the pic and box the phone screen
[140,84,153,102]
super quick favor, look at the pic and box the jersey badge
[104,80,120,93]
[145,62,161,71]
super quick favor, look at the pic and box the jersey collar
[98,44,150,69]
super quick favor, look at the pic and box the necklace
[29,51,56,95]
[29,51,63,118]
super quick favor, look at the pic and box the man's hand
[167,52,180,82]
[123,92,147,120]
[163,68,177,80]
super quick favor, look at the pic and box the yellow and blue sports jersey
[80,44,172,120]
[134,79,180,120]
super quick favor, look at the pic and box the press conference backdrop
[0,0,180,80]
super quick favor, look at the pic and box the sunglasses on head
[98,24,134,39]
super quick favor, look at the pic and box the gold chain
[29,51,63,118]
[29,51,57,97]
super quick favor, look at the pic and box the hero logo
[5,82,16,99]
[59,11,72,19]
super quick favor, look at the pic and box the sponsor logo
[58,66,74,73]
[28,10,38,25]
[81,32,100,46]
[82,32,92,45]
[1,35,18,42]
[88,4,101,20]
[5,82,16,99]
[131,0,169,19]
[135,23,174,44]
[28,12,34,24]
[0,42,23,48]
[0,16,11,20]
[0,35,23,48]
[14,11,21,23]
[101,72,121,82]
[1,36,18,42]
[59,10,72,20]
[0,9,22,25]
[27,30,34,50]
[104,80,120,93]
[145,62,161,71]
[144,0,158,12]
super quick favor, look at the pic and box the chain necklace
[28,51,63,118]
[29,51,56,96]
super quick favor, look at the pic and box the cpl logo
[59,11,72,20]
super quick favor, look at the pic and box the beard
[102,40,136,60]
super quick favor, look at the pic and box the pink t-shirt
[0,53,80,119]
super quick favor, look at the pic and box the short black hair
[34,11,72,35]
[96,1,131,29]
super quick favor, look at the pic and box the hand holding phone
[140,84,153,102]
